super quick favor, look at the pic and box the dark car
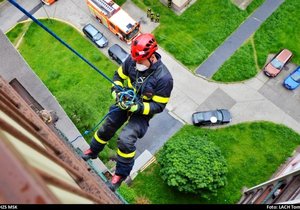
[283,66,300,90]
[192,109,232,126]
[108,44,129,65]
[263,49,293,77]
[82,23,108,48]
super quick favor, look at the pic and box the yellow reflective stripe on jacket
[94,132,108,145]
[142,95,151,100]
[152,95,169,104]
[117,67,128,80]
[117,149,135,158]
[127,78,134,89]
[112,81,123,87]
[143,102,150,115]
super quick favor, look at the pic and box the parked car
[108,44,129,65]
[263,49,293,77]
[82,23,108,48]
[192,109,232,126]
[283,66,300,90]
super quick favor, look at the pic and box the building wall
[0,29,81,146]
[0,110,94,204]
[0,29,107,173]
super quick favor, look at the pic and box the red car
[263,49,293,77]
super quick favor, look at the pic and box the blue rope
[70,89,136,143]
[8,0,139,143]
[70,107,120,144]
[8,0,122,92]
[118,89,136,107]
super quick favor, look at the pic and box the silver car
[82,23,108,48]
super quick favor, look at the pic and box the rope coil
[117,89,136,109]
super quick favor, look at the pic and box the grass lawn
[132,0,264,70]
[6,19,119,161]
[123,122,300,204]
[213,0,300,82]
[114,0,126,6]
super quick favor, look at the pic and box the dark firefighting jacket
[112,52,173,116]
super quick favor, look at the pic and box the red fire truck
[85,0,141,44]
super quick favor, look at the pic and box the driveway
[259,61,300,123]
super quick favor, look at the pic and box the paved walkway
[196,0,285,78]
[2,0,300,178]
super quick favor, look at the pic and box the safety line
[8,0,139,145]
[8,0,122,91]
[70,107,120,143]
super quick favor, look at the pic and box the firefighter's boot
[81,148,98,161]
[108,174,126,192]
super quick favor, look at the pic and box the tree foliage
[158,136,228,196]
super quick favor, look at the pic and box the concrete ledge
[130,150,154,180]
[232,0,254,10]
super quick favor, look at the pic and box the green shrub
[118,184,137,204]
[158,136,228,197]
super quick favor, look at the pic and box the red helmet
[131,33,158,61]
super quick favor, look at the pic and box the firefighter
[155,13,160,23]
[82,33,174,191]
[150,12,155,22]
[147,8,151,18]
[168,0,172,8]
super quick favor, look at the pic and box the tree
[158,136,228,196]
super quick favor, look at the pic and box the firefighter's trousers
[90,105,151,177]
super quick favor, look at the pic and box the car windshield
[291,71,300,82]
[94,32,103,40]
[271,58,283,69]
[195,113,204,121]
[125,27,140,41]
[116,46,128,59]
[216,111,223,120]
